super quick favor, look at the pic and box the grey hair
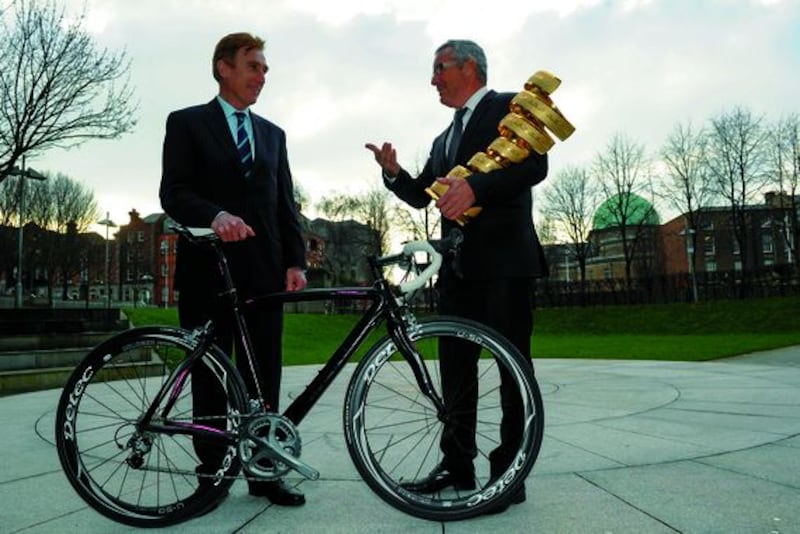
[435,40,487,84]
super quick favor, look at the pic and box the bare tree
[593,133,657,299]
[658,121,715,301]
[0,0,137,182]
[706,106,769,294]
[766,114,799,271]
[0,177,17,225]
[317,184,395,256]
[393,202,440,242]
[23,172,98,302]
[293,181,311,212]
[0,177,18,289]
[375,158,439,243]
[540,165,596,291]
[26,172,97,231]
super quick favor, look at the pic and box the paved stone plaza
[1,347,798,533]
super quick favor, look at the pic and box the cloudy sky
[28,0,800,234]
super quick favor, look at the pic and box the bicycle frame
[252,282,444,425]
[139,226,444,442]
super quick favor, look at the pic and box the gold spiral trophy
[425,70,576,225]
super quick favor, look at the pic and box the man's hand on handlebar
[286,267,307,292]
[211,211,255,242]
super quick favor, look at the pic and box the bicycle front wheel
[55,326,249,528]
[343,316,544,521]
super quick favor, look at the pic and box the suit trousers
[436,273,534,476]
[178,290,283,473]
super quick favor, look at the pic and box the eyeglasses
[432,61,459,76]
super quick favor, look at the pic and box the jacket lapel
[251,115,271,173]
[432,129,449,175]
[457,90,495,161]
[202,99,241,169]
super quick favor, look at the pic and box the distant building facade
[542,191,798,302]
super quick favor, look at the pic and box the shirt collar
[216,95,249,119]
[461,86,488,114]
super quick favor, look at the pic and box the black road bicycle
[55,224,544,527]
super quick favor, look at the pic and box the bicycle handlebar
[170,223,443,296]
[175,225,217,242]
[396,241,442,296]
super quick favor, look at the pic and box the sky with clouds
[25,0,800,234]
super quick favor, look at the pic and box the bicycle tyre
[55,326,249,527]
[343,316,544,520]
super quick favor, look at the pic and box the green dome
[593,193,659,230]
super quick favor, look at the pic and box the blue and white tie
[234,111,253,177]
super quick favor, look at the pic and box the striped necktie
[234,111,253,177]
[447,107,467,168]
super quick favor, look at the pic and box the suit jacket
[386,90,549,280]
[160,99,306,297]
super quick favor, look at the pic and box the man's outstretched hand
[365,142,400,178]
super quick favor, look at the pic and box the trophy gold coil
[499,113,553,154]
[525,71,561,94]
[425,70,575,226]
[468,152,504,174]
[488,137,529,164]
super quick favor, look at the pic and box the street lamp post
[97,213,117,309]
[8,157,46,308]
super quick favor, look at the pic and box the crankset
[238,413,320,481]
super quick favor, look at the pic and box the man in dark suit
[366,39,548,512]
[160,32,307,507]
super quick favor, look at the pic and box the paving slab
[1,346,798,533]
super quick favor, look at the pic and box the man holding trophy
[366,39,551,513]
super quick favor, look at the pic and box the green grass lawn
[123,295,800,365]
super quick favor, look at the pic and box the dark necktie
[447,107,467,168]
[234,111,253,177]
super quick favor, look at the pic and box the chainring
[238,413,302,480]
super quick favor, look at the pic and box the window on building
[734,260,742,272]
[703,235,715,256]
[762,232,773,254]
[137,231,145,242]
[732,235,740,256]
[160,239,169,255]
[161,263,169,277]
[704,261,717,272]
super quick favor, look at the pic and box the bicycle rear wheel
[343,316,544,520]
[55,326,248,527]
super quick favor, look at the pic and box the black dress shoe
[248,480,306,506]
[483,485,526,515]
[401,463,476,493]
[195,489,229,518]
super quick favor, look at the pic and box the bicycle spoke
[345,317,544,521]
[56,328,247,527]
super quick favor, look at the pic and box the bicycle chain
[118,463,275,483]
[124,411,298,483]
